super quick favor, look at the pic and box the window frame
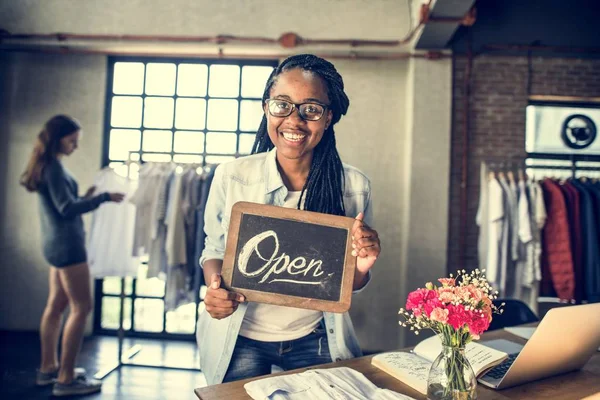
[94,55,278,339]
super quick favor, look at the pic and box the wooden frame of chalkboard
[221,201,356,313]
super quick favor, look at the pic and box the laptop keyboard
[485,353,519,380]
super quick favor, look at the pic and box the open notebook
[371,335,508,395]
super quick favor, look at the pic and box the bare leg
[56,263,93,384]
[40,267,69,373]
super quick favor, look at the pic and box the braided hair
[251,54,349,216]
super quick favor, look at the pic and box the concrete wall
[0,0,452,353]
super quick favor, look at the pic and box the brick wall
[447,55,600,272]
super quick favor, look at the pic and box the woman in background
[21,115,124,397]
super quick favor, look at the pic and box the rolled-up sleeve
[199,165,227,268]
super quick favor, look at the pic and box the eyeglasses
[266,98,328,121]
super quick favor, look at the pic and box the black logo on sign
[561,114,597,149]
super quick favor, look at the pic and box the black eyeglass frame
[265,98,329,121]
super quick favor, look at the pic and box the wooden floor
[0,331,206,399]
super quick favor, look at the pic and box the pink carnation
[438,287,457,304]
[446,304,469,330]
[430,307,449,323]
[406,288,438,317]
[467,310,490,339]
[423,296,443,317]
[467,286,485,302]
[438,278,456,287]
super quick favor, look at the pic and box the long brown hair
[20,115,81,192]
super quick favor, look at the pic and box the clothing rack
[484,152,600,307]
[95,151,206,380]
[524,152,600,178]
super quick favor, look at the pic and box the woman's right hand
[108,192,125,203]
[204,273,245,320]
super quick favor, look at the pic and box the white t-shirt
[238,190,324,342]
[88,168,139,277]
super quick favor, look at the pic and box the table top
[195,326,600,400]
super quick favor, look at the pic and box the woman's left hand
[351,212,380,288]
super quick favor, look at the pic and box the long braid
[251,54,349,216]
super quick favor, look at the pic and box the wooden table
[195,326,600,400]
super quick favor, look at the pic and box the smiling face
[59,130,81,156]
[265,68,333,165]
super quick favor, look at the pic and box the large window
[95,57,277,338]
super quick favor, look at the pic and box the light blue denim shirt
[196,148,374,385]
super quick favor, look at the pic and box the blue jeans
[223,327,333,383]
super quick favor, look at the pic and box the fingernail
[212,283,218,289]
[352,250,357,257]
[352,236,355,240]
[352,243,356,248]
[238,296,245,302]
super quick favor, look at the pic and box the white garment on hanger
[88,168,139,277]
[165,171,187,267]
[486,178,504,287]
[476,162,490,270]
[512,179,533,300]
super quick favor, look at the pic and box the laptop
[478,302,600,390]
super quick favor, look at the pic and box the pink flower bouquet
[399,269,502,343]
[398,269,504,399]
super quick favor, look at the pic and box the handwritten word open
[237,230,333,285]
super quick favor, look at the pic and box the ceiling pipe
[0,18,427,50]
[1,46,450,61]
[482,43,600,55]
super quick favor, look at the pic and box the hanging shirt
[486,178,504,289]
[88,168,139,277]
[540,179,575,301]
[476,162,490,270]
[244,367,414,400]
[239,190,323,342]
[511,179,533,301]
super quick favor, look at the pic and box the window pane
[136,277,165,297]
[109,129,141,161]
[238,133,256,155]
[175,98,206,130]
[206,132,237,154]
[102,277,133,295]
[142,153,172,162]
[205,155,236,164]
[101,297,132,330]
[208,65,240,98]
[177,64,208,96]
[174,131,204,153]
[134,299,164,332]
[111,96,142,128]
[173,154,203,164]
[207,99,238,131]
[113,62,144,95]
[166,303,196,334]
[239,100,263,132]
[145,63,176,96]
[144,97,174,129]
[241,66,273,98]
[142,130,173,152]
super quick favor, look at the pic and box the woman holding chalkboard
[197,54,381,385]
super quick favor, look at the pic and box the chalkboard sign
[221,201,356,313]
